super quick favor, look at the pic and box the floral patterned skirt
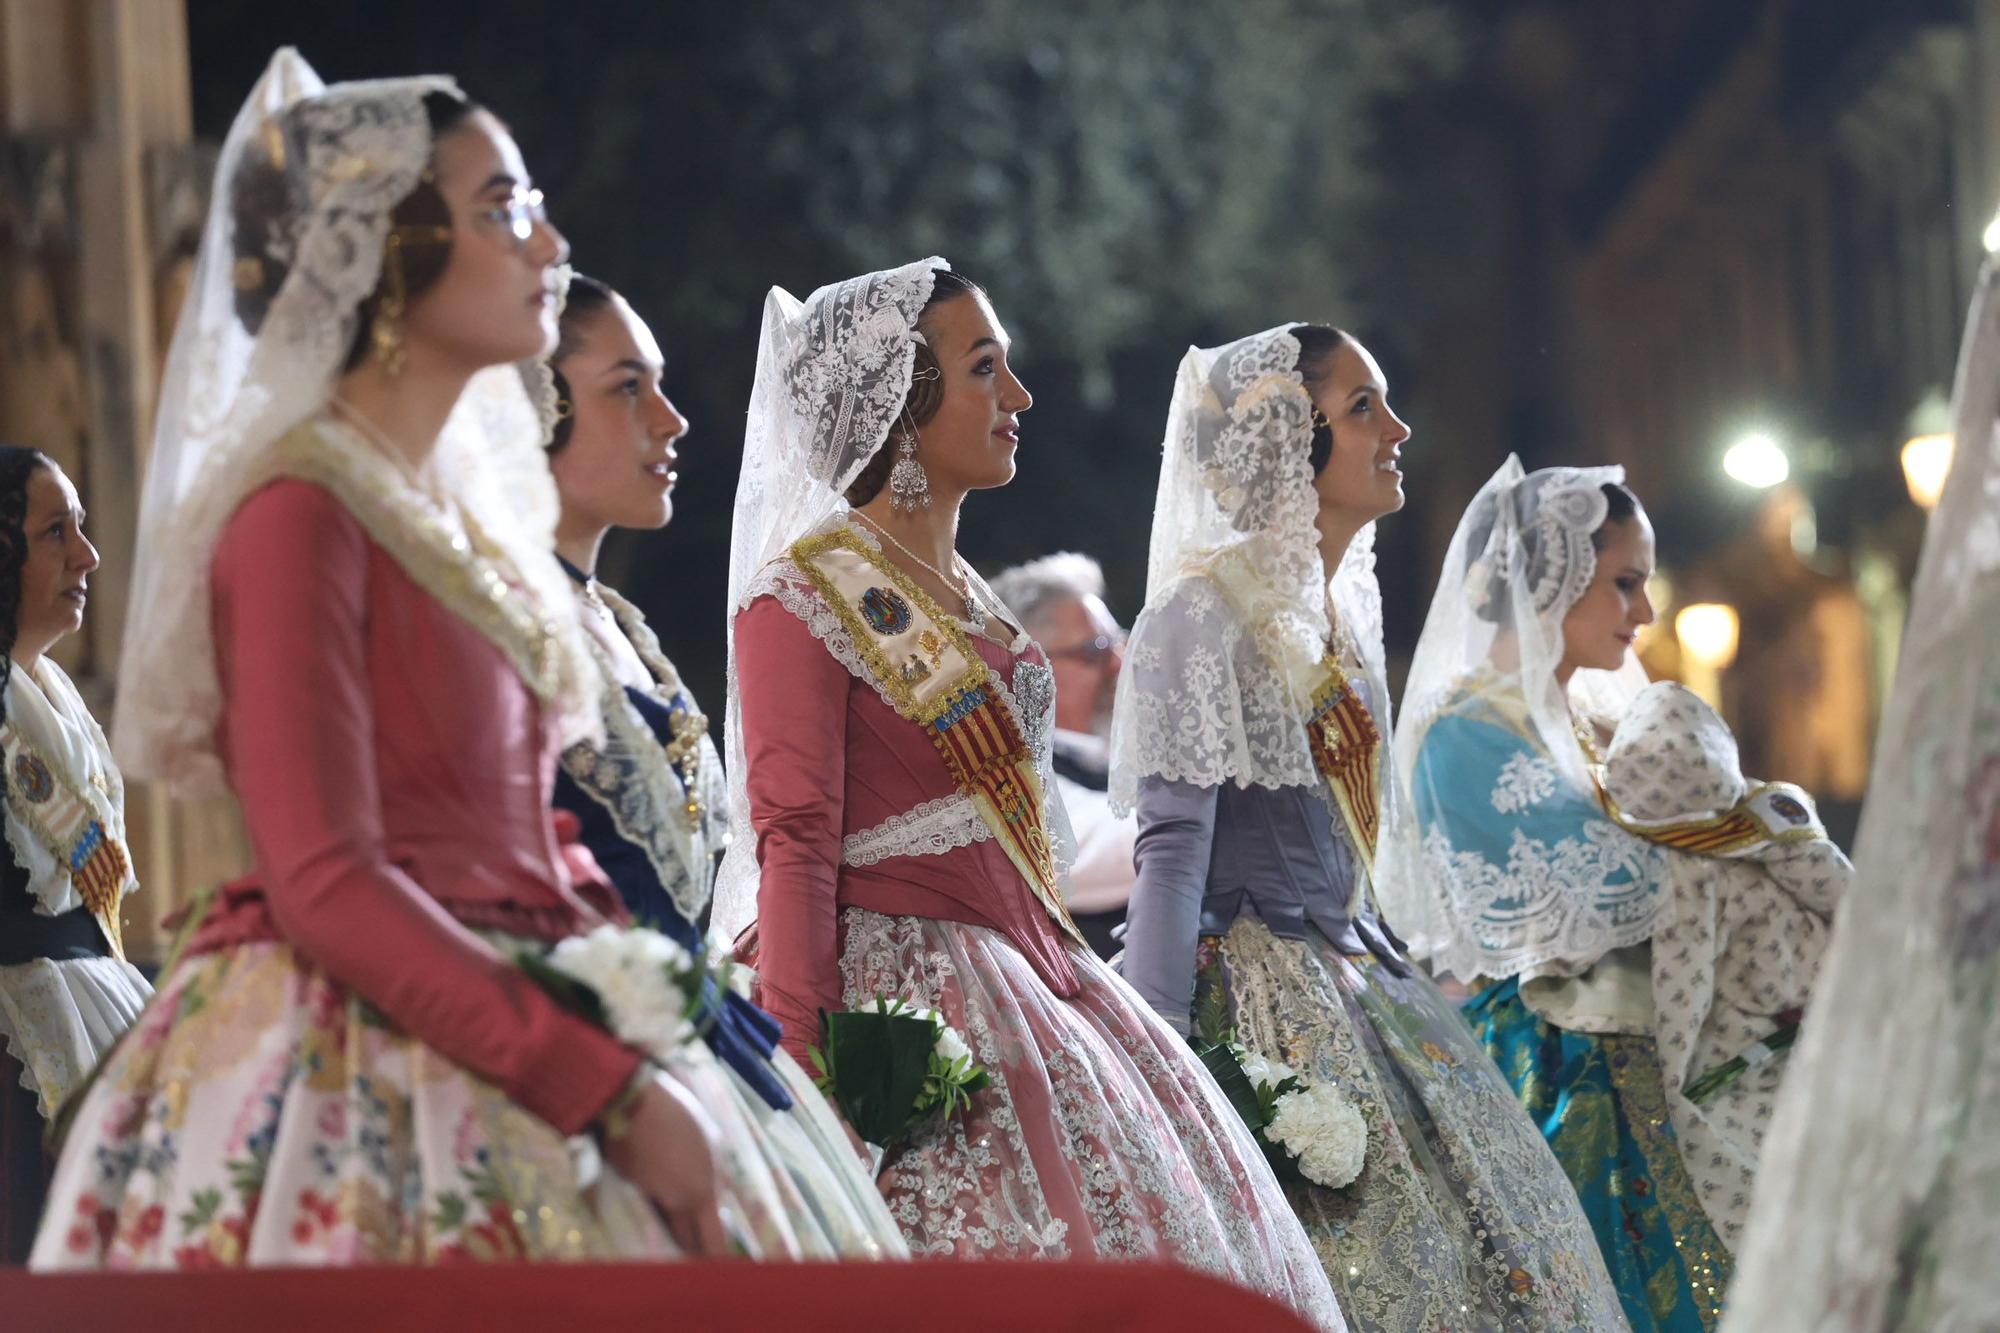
[1203,916,1627,1333]
[836,908,1345,1333]
[1469,978,1732,1333]
[29,938,903,1269]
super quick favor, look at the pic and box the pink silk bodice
[192,478,640,1134]
[734,593,1079,1068]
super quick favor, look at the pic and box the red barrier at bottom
[0,1259,1320,1332]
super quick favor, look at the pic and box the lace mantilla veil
[1380,456,1654,978]
[709,258,941,947]
[1719,262,2000,1330]
[114,48,594,792]
[1106,325,1397,837]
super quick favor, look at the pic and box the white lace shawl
[1108,325,1389,812]
[1382,456,1657,975]
[113,48,595,791]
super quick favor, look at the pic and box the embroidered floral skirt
[836,907,1346,1333]
[1201,916,1627,1333]
[1469,978,1732,1333]
[30,938,903,1268]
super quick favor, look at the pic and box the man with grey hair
[990,552,1135,959]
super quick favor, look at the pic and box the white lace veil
[1108,325,1393,822]
[113,47,594,791]
[1719,263,2000,1329]
[1381,456,1652,970]
[710,258,947,947]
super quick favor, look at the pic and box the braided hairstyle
[0,444,53,731]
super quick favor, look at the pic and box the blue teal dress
[1412,678,1731,1333]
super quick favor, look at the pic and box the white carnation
[1239,1050,1296,1089]
[1266,1083,1367,1189]
[547,924,697,1059]
[933,1024,972,1068]
[885,1001,971,1068]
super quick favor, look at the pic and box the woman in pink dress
[712,258,1342,1330]
[33,49,770,1268]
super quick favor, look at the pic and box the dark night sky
[185,1,1523,711]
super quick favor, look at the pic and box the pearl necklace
[852,511,988,633]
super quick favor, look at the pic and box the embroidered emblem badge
[11,753,53,804]
[917,628,947,668]
[859,586,913,635]
[899,656,932,684]
[1768,793,1810,825]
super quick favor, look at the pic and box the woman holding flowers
[1109,325,1623,1332]
[35,50,763,1268]
[714,259,1340,1329]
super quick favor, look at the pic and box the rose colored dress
[734,563,1342,1332]
[34,475,830,1268]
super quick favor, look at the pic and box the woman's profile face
[1309,335,1410,528]
[404,110,569,371]
[15,461,98,655]
[1560,514,1657,673]
[550,295,690,533]
[907,291,1032,496]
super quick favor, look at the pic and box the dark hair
[844,269,986,506]
[544,272,619,454]
[1292,324,1351,475]
[0,445,54,733]
[1592,482,1640,550]
[230,90,479,371]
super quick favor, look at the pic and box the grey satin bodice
[1122,690,1408,1033]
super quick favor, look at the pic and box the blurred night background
[5,0,1992,942]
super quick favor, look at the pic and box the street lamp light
[1674,602,1739,710]
[1722,432,1789,488]
[1901,433,1953,510]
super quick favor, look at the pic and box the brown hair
[844,269,985,506]
[229,90,479,371]
[1292,323,1351,476]
[544,272,619,453]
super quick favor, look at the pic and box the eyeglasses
[1047,632,1125,665]
[479,187,549,245]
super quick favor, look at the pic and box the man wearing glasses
[991,553,1135,959]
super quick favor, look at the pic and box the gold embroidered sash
[1591,778,1827,859]
[789,526,1084,946]
[0,723,129,960]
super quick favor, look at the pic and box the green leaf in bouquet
[1194,1040,1270,1135]
[1684,1022,1800,1104]
[820,1008,941,1146]
[1192,961,1237,1050]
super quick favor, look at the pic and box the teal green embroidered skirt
[1468,978,1733,1332]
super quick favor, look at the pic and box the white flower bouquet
[516,923,711,1062]
[808,996,989,1147]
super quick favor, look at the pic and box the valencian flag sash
[0,723,130,960]
[790,526,1085,947]
[1303,653,1383,875]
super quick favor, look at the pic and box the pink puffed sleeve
[733,594,849,1067]
[210,480,641,1135]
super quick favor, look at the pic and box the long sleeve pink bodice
[735,593,1079,1068]
[192,478,640,1134]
